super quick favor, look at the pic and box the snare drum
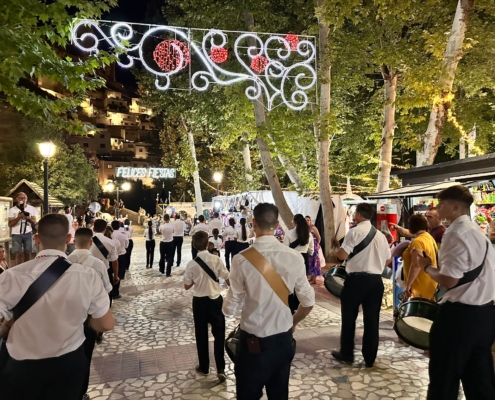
[394,297,439,350]
[324,266,348,298]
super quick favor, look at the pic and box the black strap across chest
[289,238,303,249]
[448,240,489,291]
[93,236,109,259]
[12,257,72,321]
[194,257,219,283]
[348,226,377,260]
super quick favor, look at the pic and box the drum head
[225,338,237,363]
[324,266,347,298]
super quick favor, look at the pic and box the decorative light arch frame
[71,20,318,111]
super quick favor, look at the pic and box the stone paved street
[86,229,455,400]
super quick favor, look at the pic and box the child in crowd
[209,228,223,257]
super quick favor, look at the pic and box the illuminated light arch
[71,20,317,111]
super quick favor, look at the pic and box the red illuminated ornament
[210,47,228,64]
[285,34,299,51]
[153,40,190,72]
[250,55,268,74]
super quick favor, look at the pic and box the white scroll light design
[71,20,317,111]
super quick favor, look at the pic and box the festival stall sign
[71,20,317,111]
[0,197,12,243]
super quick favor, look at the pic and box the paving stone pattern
[88,229,463,400]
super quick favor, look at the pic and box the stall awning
[366,181,478,200]
[5,179,65,207]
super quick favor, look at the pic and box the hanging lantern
[250,55,268,74]
[153,39,191,72]
[210,47,229,63]
[284,34,299,51]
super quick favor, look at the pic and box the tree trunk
[244,10,294,229]
[377,65,397,192]
[416,0,475,166]
[315,0,336,260]
[277,153,304,189]
[242,142,253,182]
[183,121,203,216]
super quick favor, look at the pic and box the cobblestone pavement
[87,229,458,400]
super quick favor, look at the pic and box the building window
[134,164,138,167]
[100,134,105,138]
[100,144,106,148]
[107,164,113,169]
[107,174,113,179]
[139,148,143,152]
[83,143,89,148]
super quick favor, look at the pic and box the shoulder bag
[225,247,296,363]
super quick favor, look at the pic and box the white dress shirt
[223,235,315,337]
[160,223,174,242]
[0,250,109,360]
[208,218,224,235]
[8,205,37,235]
[124,225,134,239]
[144,226,157,240]
[190,223,209,235]
[224,226,238,241]
[209,236,223,250]
[173,219,186,237]
[438,215,495,305]
[184,250,230,299]
[284,228,314,255]
[65,213,74,226]
[236,226,253,243]
[341,220,391,274]
[68,249,113,293]
[90,232,118,265]
[114,229,129,255]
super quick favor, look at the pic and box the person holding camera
[8,192,37,266]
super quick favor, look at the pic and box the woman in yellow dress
[402,214,438,299]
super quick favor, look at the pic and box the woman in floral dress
[305,216,321,284]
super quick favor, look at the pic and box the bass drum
[324,266,348,298]
[394,297,439,350]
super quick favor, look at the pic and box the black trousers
[0,343,86,400]
[427,301,495,400]
[125,239,133,270]
[224,241,236,270]
[159,241,174,276]
[302,252,309,275]
[235,329,294,400]
[235,241,249,255]
[145,240,155,267]
[112,254,127,298]
[81,320,97,397]
[192,296,226,372]
[339,273,383,365]
[173,236,183,265]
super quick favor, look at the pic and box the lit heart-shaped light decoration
[250,55,268,74]
[210,47,228,63]
[153,39,191,72]
[284,34,299,51]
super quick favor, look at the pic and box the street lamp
[213,172,223,196]
[39,142,56,215]
[105,180,130,218]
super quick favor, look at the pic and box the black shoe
[113,294,122,300]
[166,275,171,277]
[82,394,91,400]
[331,350,353,365]
[365,362,374,368]
[195,365,209,376]
[145,265,149,269]
[217,370,226,382]
[96,334,103,344]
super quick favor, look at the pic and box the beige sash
[241,247,290,308]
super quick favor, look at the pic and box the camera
[18,201,30,217]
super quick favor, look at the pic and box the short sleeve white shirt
[438,215,495,305]
[184,251,229,299]
[209,236,223,250]
[0,250,109,360]
[224,226,238,241]
[9,205,37,235]
[144,226,157,240]
[68,249,113,293]
[190,223,209,235]
[90,232,118,264]
[65,213,74,226]
[284,228,314,255]
[208,218,223,235]
[160,223,174,242]
[173,220,186,237]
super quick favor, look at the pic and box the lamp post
[39,142,56,215]
[213,172,223,197]
[106,181,130,219]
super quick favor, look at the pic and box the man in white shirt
[223,203,315,400]
[68,227,113,400]
[208,212,223,236]
[332,203,391,368]
[190,215,209,259]
[8,192,37,265]
[184,231,230,382]
[413,186,495,400]
[111,220,129,299]
[0,214,114,400]
[64,206,74,226]
[172,214,186,267]
[159,214,175,276]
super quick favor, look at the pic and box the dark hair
[148,220,153,240]
[37,214,69,248]
[408,214,429,234]
[213,212,219,218]
[253,203,278,231]
[355,203,375,220]
[437,185,473,208]
[240,218,247,241]
[104,226,113,239]
[192,231,208,251]
[198,215,205,223]
[229,217,235,228]
[124,218,130,230]
[164,214,170,221]
[212,228,219,238]
[293,214,310,245]
[93,219,108,233]
[74,228,93,247]
[111,220,120,230]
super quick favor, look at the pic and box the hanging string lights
[284,34,299,50]
[153,39,191,72]
[250,55,269,74]
[210,46,229,63]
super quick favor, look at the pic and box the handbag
[0,257,72,343]
[225,247,296,363]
